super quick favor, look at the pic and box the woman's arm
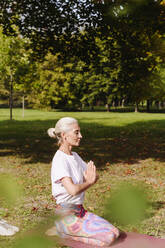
[61,161,98,196]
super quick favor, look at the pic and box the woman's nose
[79,132,82,138]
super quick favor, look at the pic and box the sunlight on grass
[0,108,165,247]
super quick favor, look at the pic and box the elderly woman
[47,117,119,247]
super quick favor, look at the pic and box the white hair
[47,117,78,145]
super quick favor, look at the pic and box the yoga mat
[61,238,103,248]
[60,232,165,248]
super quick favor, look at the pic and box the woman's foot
[0,219,19,236]
[45,226,58,236]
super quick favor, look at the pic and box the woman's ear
[61,131,66,141]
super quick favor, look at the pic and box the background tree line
[0,0,165,113]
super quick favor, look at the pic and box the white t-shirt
[51,150,87,204]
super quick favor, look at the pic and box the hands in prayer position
[61,160,99,196]
[84,160,99,186]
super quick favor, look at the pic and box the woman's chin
[75,141,81,146]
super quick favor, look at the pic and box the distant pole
[22,95,24,118]
[9,72,13,121]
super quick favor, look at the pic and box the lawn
[0,108,165,247]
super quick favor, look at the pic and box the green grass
[0,109,165,247]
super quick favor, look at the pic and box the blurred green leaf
[104,182,150,225]
[13,234,54,248]
[0,174,23,205]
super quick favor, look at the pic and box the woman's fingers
[85,160,97,185]
[87,165,95,176]
[87,160,94,165]
[87,161,95,169]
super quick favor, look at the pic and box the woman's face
[63,122,82,147]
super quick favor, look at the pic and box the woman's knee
[105,227,120,246]
[113,227,120,239]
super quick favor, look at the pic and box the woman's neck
[59,144,72,155]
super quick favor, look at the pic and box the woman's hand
[84,160,98,185]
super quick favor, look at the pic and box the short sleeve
[51,156,71,184]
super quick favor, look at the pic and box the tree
[0,0,101,59]
[81,34,121,111]
[96,0,165,111]
[28,53,88,110]
[148,64,165,108]
[0,28,33,119]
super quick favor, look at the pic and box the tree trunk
[22,95,25,117]
[146,100,150,112]
[9,73,13,121]
[106,103,110,112]
[81,103,85,110]
[90,104,94,111]
[158,101,162,110]
[122,99,125,108]
[135,102,139,112]
[155,101,159,109]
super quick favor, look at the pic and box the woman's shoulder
[53,150,75,162]
[52,150,66,161]
[52,150,70,169]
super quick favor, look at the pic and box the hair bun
[47,128,56,138]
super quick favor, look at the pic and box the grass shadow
[0,117,165,166]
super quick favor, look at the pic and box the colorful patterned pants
[55,204,119,247]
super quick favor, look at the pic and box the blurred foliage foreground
[0,174,152,248]
[0,174,58,248]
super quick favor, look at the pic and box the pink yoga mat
[60,232,165,248]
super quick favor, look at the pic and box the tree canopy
[0,0,165,111]
[0,0,101,58]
